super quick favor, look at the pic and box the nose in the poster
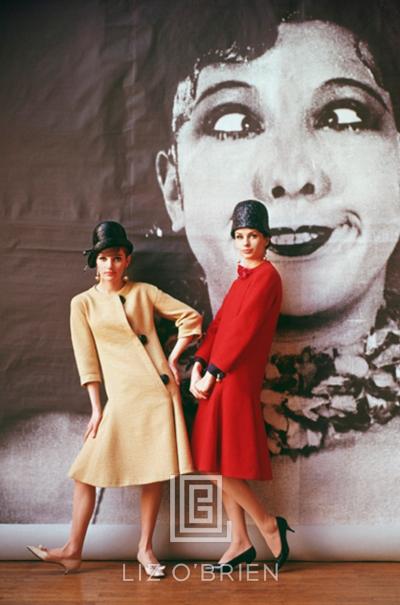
[251,140,331,203]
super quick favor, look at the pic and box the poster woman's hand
[83,410,103,440]
[84,381,103,440]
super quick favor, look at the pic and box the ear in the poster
[156,150,185,231]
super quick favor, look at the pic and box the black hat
[230,200,270,237]
[83,221,134,268]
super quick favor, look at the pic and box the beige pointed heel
[26,545,82,575]
[140,562,166,577]
[137,553,166,578]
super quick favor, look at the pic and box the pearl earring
[95,273,100,282]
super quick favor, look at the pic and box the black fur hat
[83,221,134,268]
[230,200,270,237]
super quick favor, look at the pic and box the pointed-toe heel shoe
[141,562,166,578]
[137,554,166,578]
[26,545,81,575]
[205,545,256,573]
[274,516,295,572]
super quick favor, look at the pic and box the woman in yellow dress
[27,221,202,576]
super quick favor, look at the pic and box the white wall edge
[2,523,400,561]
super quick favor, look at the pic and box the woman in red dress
[190,199,294,572]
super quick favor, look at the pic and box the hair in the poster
[140,0,400,133]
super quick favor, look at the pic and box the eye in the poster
[314,99,381,132]
[202,103,264,140]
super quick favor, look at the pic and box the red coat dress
[191,260,282,480]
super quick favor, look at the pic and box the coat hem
[193,466,273,481]
[67,466,196,487]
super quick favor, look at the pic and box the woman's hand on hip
[83,410,103,441]
[168,354,180,385]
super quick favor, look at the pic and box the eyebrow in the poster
[195,81,252,107]
[321,78,388,110]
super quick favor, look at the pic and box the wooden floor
[1,561,399,605]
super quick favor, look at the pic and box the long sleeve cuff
[177,327,202,339]
[80,373,102,387]
[206,363,226,381]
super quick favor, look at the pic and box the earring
[123,274,129,282]
[95,273,100,282]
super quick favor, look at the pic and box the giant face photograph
[154,1,400,456]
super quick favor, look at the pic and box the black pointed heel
[274,516,295,572]
[205,545,256,573]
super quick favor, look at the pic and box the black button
[139,334,148,345]
[160,374,170,385]
[119,295,126,304]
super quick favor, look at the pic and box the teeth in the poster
[270,231,320,245]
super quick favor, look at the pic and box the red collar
[237,264,250,279]
[237,261,266,279]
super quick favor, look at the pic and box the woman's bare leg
[221,477,282,557]
[43,480,96,560]
[137,481,164,565]
[217,491,253,563]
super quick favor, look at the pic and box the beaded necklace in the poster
[262,290,400,458]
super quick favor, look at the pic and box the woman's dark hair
[138,0,400,133]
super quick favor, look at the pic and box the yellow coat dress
[67,280,202,487]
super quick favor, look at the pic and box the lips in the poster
[269,214,361,257]
[269,226,332,256]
